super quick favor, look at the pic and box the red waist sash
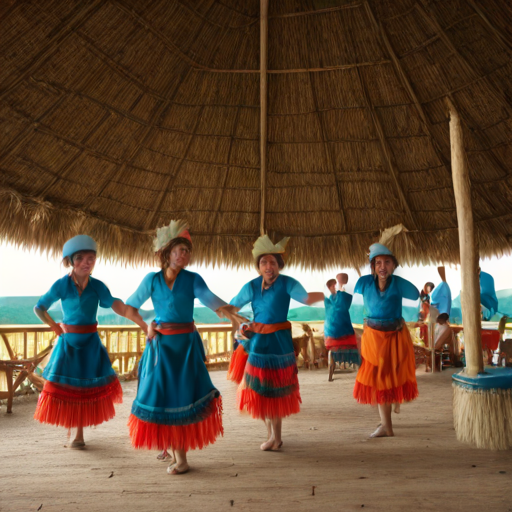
[154,322,196,335]
[61,323,98,334]
[247,321,292,334]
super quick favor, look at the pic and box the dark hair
[370,255,399,274]
[158,237,193,269]
[62,250,96,268]
[437,313,450,323]
[256,253,285,270]
[424,282,435,293]
[326,278,336,288]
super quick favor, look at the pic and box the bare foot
[157,450,175,463]
[167,462,190,475]
[369,425,394,438]
[260,438,283,451]
[68,439,86,449]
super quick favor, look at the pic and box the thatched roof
[1,0,512,268]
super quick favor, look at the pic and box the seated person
[434,313,460,362]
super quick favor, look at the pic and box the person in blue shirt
[33,235,140,449]
[228,235,323,452]
[430,267,452,318]
[353,243,419,438]
[479,268,498,321]
[124,220,238,475]
[324,273,359,381]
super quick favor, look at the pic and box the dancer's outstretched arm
[113,301,149,336]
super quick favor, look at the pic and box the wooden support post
[23,331,28,359]
[447,99,483,377]
[6,367,13,414]
[259,0,269,236]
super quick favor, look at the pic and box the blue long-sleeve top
[324,291,354,338]
[230,275,308,324]
[36,275,118,324]
[354,274,419,325]
[480,271,498,319]
[430,281,452,316]
[126,269,226,323]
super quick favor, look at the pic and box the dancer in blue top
[324,273,359,381]
[479,268,498,321]
[353,242,419,438]
[227,235,323,451]
[430,267,452,317]
[125,220,239,475]
[33,235,140,449]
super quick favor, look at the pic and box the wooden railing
[0,324,234,397]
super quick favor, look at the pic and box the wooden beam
[363,2,452,180]
[0,0,104,100]
[356,69,418,230]
[446,97,483,377]
[260,0,269,236]
[308,72,348,232]
[466,0,512,52]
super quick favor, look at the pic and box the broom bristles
[453,383,512,450]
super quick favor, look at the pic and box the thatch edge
[1,187,511,269]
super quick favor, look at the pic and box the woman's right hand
[52,323,64,337]
[147,321,157,341]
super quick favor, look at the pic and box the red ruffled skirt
[227,344,249,384]
[354,325,418,405]
[237,352,301,420]
[128,396,223,451]
[34,378,122,428]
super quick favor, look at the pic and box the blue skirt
[128,331,223,451]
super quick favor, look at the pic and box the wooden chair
[0,334,53,413]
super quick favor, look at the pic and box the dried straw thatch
[1,0,512,268]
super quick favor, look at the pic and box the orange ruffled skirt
[353,325,418,405]
[34,378,123,428]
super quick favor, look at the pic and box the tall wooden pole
[259,0,269,236]
[447,98,484,377]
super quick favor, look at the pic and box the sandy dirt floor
[1,367,512,512]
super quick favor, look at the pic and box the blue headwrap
[369,243,393,262]
[62,235,97,259]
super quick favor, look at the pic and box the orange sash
[61,323,98,334]
[249,321,291,334]
[155,322,195,335]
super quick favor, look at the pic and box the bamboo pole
[259,0,269,236]
[447,99,483,377]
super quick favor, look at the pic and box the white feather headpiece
[378,223,408,247]
[153,219,191,252]
[252,234,290,259]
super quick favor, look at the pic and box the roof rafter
[143,104,207,230]
[363,2,454,181]
[307,71,348,233]
[355,67,419,231]
[0,0,104,100]
[37,110,112,198]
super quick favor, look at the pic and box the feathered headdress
[368,224,408,261]
[153,219,191,252]
[252,234,290,259]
